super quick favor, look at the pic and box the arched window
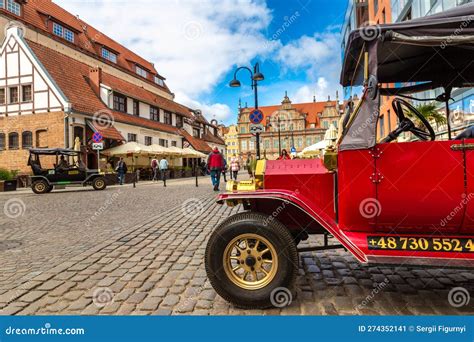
[8,132,19,149]
[22,131,33,149]
[0,133,5,150]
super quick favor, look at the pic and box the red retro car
[205,4,474,309]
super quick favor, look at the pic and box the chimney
[89,67,102,96]
[336,90,339,104]
[313,95,316,103]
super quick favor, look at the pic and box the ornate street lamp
[229,62,264,159]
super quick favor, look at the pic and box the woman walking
[230,154,240,181]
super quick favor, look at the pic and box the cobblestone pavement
[0,180,473,315]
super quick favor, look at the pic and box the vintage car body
[28,148,106,194]
[219,143,474,268]
[205,4,474,309]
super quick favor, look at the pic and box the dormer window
[154,76,164,87]
[1,0,21,16]
[101,47,117,63]
[53,22,74,43]
[135,65,148,78]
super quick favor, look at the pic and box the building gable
[0,25,69,116]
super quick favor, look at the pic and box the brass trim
[451,143,474,151]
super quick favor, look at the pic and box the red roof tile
[27,40,180,135]
[202,129,225,145]
[179,129,212,153]
[7,0,170,92]
[101,73,192,118]
[87,121,125,141]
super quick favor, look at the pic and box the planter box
[0,180,17,192]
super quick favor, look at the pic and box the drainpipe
[64,106,72,148]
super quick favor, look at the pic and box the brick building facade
[237,93,343,161]
[0,0,224,174]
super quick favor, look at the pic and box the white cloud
[275,31,342,102]
[176,92,232,123]
[55,0,278,122]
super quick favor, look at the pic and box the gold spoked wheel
[223,233,278,290]
[35,182,46,192]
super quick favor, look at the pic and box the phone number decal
[367,236,474,253]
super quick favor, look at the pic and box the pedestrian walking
[246,152,256,178]
[230,154,240,181]
[159,156,169,187]
[151,156,158,181]
[277,149,291,160]
[222,158,228,183]
[115,157,127,185]
[207,147,225,191]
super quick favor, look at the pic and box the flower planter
[0,180,17,192]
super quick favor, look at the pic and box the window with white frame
[2,0,21,16]
[154,76,164,86]
[101,48,117,63]
[53,22,74,43]
[9,86,18,103]
[22,85,32,102]
[135,65,148,78]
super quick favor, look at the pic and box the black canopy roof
[341,3,474,87]
[29,148,80,156]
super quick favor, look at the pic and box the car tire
[32,180,49,194]
[205,211,298,309]
[92,177,107,191]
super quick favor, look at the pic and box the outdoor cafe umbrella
[102,141,153,156]
[181,148,207,158]
[299,124,338,158]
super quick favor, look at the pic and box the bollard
[195,166,198,187]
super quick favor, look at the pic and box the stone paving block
[1,185,472,316]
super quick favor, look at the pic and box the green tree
[405,102,446,130]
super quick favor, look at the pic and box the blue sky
[57,0,348,125]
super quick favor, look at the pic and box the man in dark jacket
[207,147,225,191]
[115,157,127,185]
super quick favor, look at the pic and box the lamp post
[229,62,264,159]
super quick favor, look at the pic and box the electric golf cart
[205,4,474,308]
[28,148,106,194]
